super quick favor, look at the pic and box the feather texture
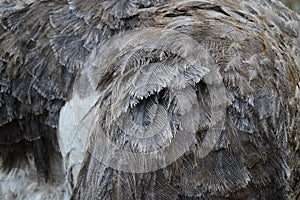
[0,0,299,199]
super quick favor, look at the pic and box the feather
[0,0,299,199]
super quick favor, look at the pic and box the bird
[0,0,299,199]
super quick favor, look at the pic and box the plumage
[0,0,299,199]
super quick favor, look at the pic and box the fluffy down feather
[0,0,299,199]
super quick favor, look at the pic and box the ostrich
[0,0,299,199]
